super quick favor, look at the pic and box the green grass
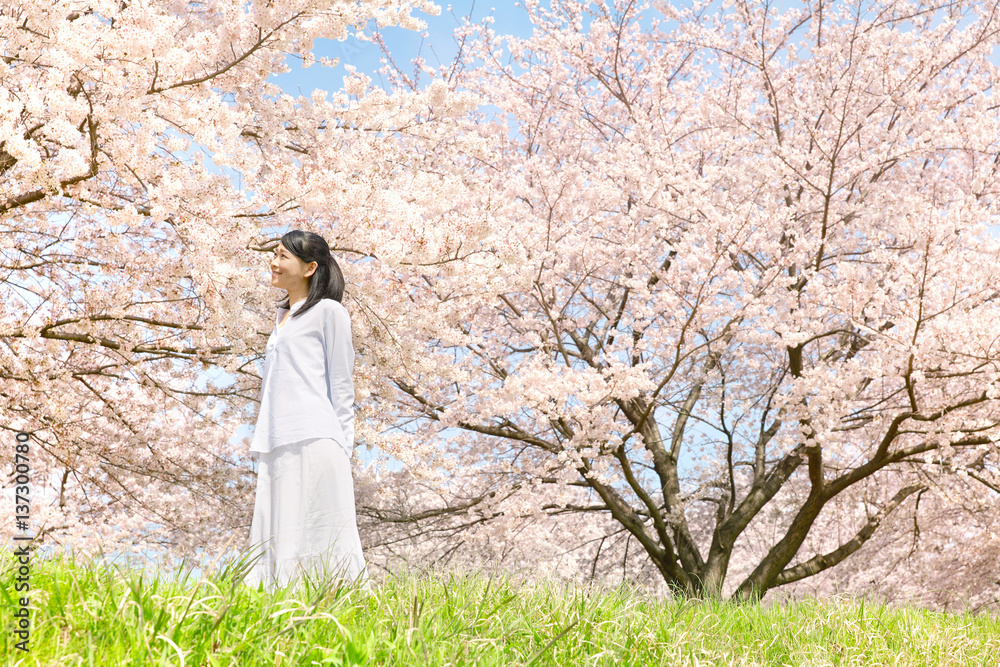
[1,551,997,666]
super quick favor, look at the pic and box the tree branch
[772,484,925,586]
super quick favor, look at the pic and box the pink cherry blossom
[3,0,999,609]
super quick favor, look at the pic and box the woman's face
[270,242,316,292]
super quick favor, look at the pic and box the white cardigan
[250,298,355,457]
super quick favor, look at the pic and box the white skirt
[244,437,368,590]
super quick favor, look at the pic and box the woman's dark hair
[274,230,345,318]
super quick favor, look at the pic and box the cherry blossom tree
[354,0,1000,602]
[4,0,1000,608]
[0,0,453,558]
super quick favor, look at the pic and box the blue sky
[270,2,535,96]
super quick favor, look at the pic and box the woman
[244,229,368,590]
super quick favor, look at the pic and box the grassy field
[1,551,998,666]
